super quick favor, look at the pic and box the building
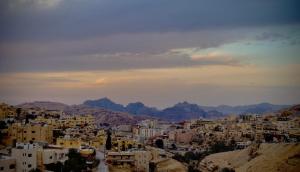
[139,128,164,138]
[56,136,81,149]
[59,115,95,128]
[6,123,53,146]
[12,146,38,172]
[11,142,68,172]
[106,150,151,172]
[169,129,195,144]
[41,148,68,166]
[0,155,16,172]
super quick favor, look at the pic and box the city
[0,101,299,172]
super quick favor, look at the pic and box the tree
[184,151,202,163]
[105,129,112,150]
[0,121,7,144]
[127,143,133,150]
[188,165,200,172]
[221,167,235,172]
[44,162,63,172]
[16,108,22,120]
[171,143,177,150]
[210,141,235,153]
[149,162,156,172]
[121,141,126,151]
[64,149,87,172]
[173,153,185,162]
[155,139,164,149]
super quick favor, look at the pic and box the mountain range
[83,97,291,121]
[15,98,292,123]
[17,101,151,126]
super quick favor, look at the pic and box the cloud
[0,0,299,42]
[0,47,244,73]
[1,0,62,11]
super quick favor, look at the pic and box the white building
[12,147,38,172]
[139,128,164,138]
[11,142,68,172]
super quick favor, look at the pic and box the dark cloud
[0,0,299,42]
[0,29,249,72]
[255,30,300,45]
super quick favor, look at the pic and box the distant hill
[16,101,152,126]
[83,97,125,112]
[15,98,293,123]
[278,104,300,116]
[83,98,292,121]
[200,103,290,115]
[17,101,69,111]
[64,104,150,126]
[159,101,208,121]
[126,102,159,116]
[83,98,220,121]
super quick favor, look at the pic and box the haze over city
[0,0,300,108]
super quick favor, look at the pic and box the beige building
[41,148,68,166]
[106,150,151,172]
[56,136,82,149]
[169,129,195,144]
[0,103,16,120]
[59,115,95,128]
[7,123,53,146]
[0,156,16,172]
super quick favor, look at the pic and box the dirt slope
[199,143,300,172]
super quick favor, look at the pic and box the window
[9,164,15,169]
[0,167,4,171]
[50,156,52,159]
[28,164,32,168]
[28,154,32,157]
[31,131,35,133]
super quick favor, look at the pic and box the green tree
[16,108,22,119]
[155,139,164,149]
[63,149,87,172]
[105,129,112,150]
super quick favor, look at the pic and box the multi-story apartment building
[139,128,164,139]
[6,123,53,146]
[34,116,59,128]
[169,129,195,144]
[106,150,151,172]
[11,143,68,172]
[56,136,82,149]
[111,138,141,151]
[59,115,95,128]
[12,147,38,172]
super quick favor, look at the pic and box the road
[96,151,109,172]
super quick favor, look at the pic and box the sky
[0,0,300,108]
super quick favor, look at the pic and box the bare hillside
[199,143,300,172]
